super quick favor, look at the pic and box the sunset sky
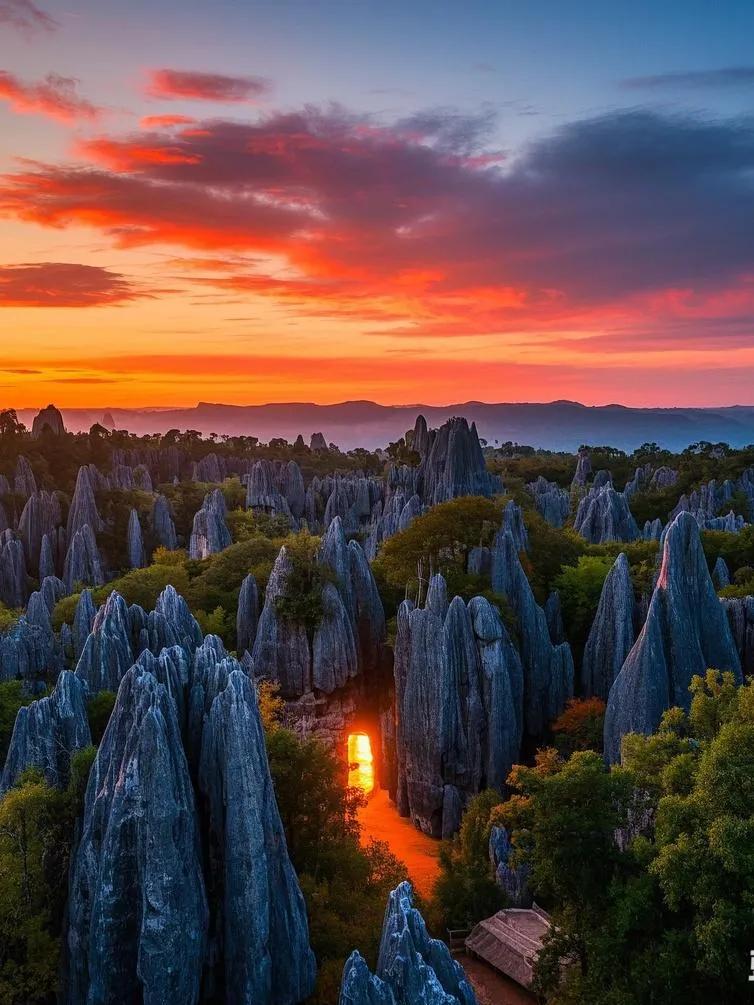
[2,0,754,409]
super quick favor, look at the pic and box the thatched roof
[464,905,551,989]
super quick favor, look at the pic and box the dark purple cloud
[2,106,754,337]
[0,0,57,34]
[623,66,754,89]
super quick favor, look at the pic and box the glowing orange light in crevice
[348,732,375,796]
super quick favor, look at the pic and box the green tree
[0,682,37,763]
[373,495,502,599]
[0,748,94,1004]
[434,789,505,928]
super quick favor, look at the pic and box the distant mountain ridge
[14,400,754,452]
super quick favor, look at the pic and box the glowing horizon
[2,1,754,410]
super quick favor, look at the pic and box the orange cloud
[0,70,100,122]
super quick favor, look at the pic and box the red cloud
[0,0,57,34]
[0,71,100,122]
[140,114,196,129]
[0,262,144,307]
[2,107,754,344]
[145,69,270,103]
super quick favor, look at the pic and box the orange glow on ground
[347,732,375,796]
[357,789,440,900]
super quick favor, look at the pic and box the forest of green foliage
[1,416,754,1002]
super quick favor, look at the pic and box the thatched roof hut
[464,905,551,989]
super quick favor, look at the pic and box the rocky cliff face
[604,512,741,762]
[1,671,90,792]
[491,530,573,737]
[390,581,522,837]
[197,669,316,1004]
[722,595,754,677]
[65,665,208,1005]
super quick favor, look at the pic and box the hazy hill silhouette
[16,400,754,452]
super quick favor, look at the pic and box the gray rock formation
[605,512,742,763]
[151,494,178,551]
[236,573,259,655]
[19,490,62,575]
[491,530,574,737]
[281,460,306,519]
[392,586,522,837]
[643,518,663,541]
[571,450,592,493]
[189,491,232,559]
[469,596,524,786]
[1,671,90,793]
[63,523,104,591]
[348,882,476,1005]
[0,617,50,684]
[310,431,328,451]
[31,404,66,438]
[712,556,731,590]
[348,540,386,673]
[197,670,316,1004]
[251,547,311,697]
[410,414,431,457]
[574,485,639,543]
[0,535,27,607]
[75,591,134,693]
[65,665,208,1005]
[526,478,569,527]
[649,466,678,491]
[312,583,358,693]
[544,590,565,645]
[127,508,146,569]
[582,553,635,700]
[489,826,531,907]
[501,499,528,553]
[246,460,293,522]
[38,533,56,579]
[14,455,37,497]
[721,595,754,678]
[419,417,498,506]
[67,465,103,540]
[73,589,96,659]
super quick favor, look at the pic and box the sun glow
[347,733,375,796]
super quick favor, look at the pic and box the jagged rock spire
[65,665,208,1004]
[197,670,316,1003]
[1,671,90,793]
[582,553,635,699]
[491,530,573,737]
[604,512,741,763]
